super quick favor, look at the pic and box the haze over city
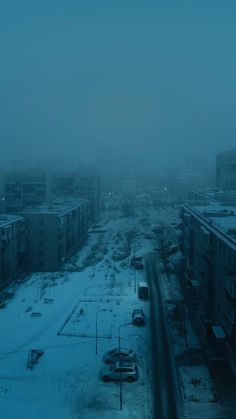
[1,0,236,170]
[1,2,236,419]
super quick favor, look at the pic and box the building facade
[181,202,236,368]
[121,179,137,199]
[55,172,99,222]
[216,149,236,190]
[21,200,89,272]
[3,169,100,222]
[4,170,55,212]
[0,215,28,290]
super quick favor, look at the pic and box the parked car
[132,308,145,326]
[103,348,136,364]
[131,256,144,270]
[100,361,139,382]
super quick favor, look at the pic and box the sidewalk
[157,262,222,418]
[177,271,236,418]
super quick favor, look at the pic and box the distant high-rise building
[55,169,100,222]
[216,149,236,190]
[121,179,137,199]
[96,146,118,193]
[117,153,145,194]
[4,170,55,212]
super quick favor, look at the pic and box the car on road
[138,282,149,299]
[103,348,136,364]
[132,308,145,326]
[131,256,144,270]
[100,361,139,382]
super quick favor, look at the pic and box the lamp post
[133,238,137,293]
[95,308,106,355]
[118,322,132,410]
[181,301,188,347]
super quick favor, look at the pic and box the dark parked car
[138,282,149,299]
[131,256,144,270]
[132,308,145,326]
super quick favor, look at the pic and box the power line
[0,339,97,358]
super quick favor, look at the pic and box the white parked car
[100,361,139,382]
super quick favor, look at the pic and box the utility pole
[118,322,132,410]
[133,230,137,293]
[182,302,188,347]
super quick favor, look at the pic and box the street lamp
[133,239,137,293]
[95,308,106,355]
[117,321,132,410]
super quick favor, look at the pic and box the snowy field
[0,210,158,419]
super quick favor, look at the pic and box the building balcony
[201,251,214,265]
[225,290,236,309]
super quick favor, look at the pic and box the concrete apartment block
[0,215,28,290]
[4,170,55,211]
[55,172,100,222]
[21,200,89,272]
[181,201,236,369]
[216,149,236,190]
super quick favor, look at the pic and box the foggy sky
[1,0,236,171]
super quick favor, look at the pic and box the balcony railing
[225,290,236,309]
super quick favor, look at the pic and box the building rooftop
[21,199,88,217]
[183,202,236,249]
[0,214,24,228]
[190,188,236,203]
[217,149,236,157]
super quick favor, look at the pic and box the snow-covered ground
[0,210,157,419]
[159,272,221,419]
[1,205,224,419]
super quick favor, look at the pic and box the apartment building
[216,149,236,190]
[0,215,28,290]
[189,188,236,205]
[55,172,99,222]
[121,179,137,199]
[181,202,236,368]
[21,200,89,271]
[0,170,4,213]
[4,170,55,211]
[3,169,100,222]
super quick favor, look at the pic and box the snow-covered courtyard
[1,205,224,419]
[0,211,157,419]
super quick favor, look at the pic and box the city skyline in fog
[1,1,236,171]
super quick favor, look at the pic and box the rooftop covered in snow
[182,202,236,248]
[0,214,25,228]
[21,199,88,216]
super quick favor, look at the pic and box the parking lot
[0,212,155,419]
